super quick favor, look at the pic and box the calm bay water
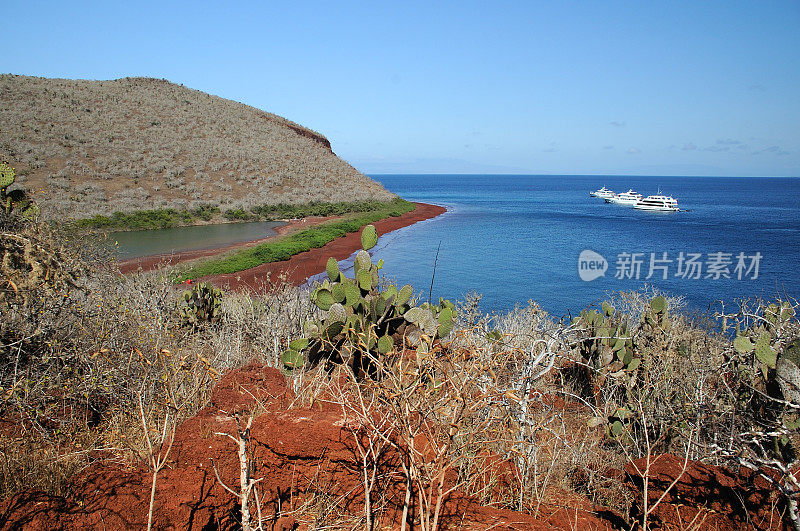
[111,221,285,259]
[367,175,800,317]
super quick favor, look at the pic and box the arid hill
[0,74,394,220]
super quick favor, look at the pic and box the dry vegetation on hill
[0,74,394,220]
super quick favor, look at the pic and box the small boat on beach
[634,194,680,212]
[606,189,643,206]
[590,186,615,199]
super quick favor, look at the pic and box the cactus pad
[361,224,378,250]
[326,257,340,282]
[0,163,14,190]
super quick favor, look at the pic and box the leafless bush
[212,412,264,531]
[605,285,686,330]
[317,287,796,525]
[138,385,176,531]
[326,341,522,531]
[707,297,800,529]
[0,214,317,499]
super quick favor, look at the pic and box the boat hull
[634,204,679,212]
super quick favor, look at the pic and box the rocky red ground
[0,364,788,530]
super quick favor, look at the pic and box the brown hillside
[0,74,394,220]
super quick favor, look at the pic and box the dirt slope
[0,364,785,530]
[0,74,394,220]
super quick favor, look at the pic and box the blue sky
[3,1,799,176]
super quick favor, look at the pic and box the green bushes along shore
[179,198,415,279]
[73,198,410,231]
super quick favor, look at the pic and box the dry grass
[2,214,798,528]
[0,74,395,220]
[0,211,318,499]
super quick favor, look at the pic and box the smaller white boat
[590,186,615,199]
[634,194,680,212]
[606,189,643,206]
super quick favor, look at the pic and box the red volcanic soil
[624,454,786,530]
[0,364,788,530]
[0,365,608,530]
[117,202,447,290]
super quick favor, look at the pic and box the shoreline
[117,215,335,273]
[117,202,447,289]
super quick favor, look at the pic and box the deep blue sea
[365,175,800,318]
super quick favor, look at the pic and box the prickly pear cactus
[0,162,16,214]
[579,296,677,438]
[0,162,38,218]
[643,295,670,330]
[284,224,456,377]
[732,300,795,378]
[575,303,637,375]
[0,162,14,191]
[179,282,223,328]
[727,299,800,460]
[777,338,800,405]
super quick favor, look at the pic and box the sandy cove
[117,202,447,290]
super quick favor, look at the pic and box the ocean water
[366,174,800,317]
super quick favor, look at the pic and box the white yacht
[634,194,680,212]
[590,186,615,199]
[606,189,643,206]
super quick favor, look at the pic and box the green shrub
[75,208,190,230]
[223,208,252,221]
[249,198,407,221]
[73,198,411,231]
[192,204,220,221]
[181,200,415,279]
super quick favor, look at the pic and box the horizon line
[366,172,800,178]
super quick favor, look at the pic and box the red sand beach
[117,202,447,290]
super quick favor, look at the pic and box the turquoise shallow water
[365,174,800,317]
